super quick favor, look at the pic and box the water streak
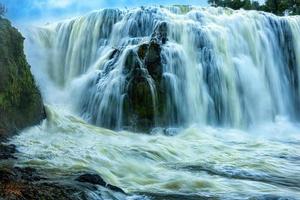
[26,6,300,131]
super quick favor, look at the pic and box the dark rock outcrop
[76,173,126,194]
[0,144,16,159]
[0,167,91,200]
[0,164,127,199]
[0,17,45,140]
[122,22,168,132]
[0,145,127,200]
[75,173,107,186]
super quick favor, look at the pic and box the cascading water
[10,6,300,200]
[27,6,300,132]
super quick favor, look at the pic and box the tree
[208,0,260,10]
[264,0,300,15]
[208,0,300,15]
[0,3,7,17]
[251,1,261,10]
[285,0,300,15]
[264,0,287,15]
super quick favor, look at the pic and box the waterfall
[27,6,300,131]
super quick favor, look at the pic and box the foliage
[0,18,45,137]
[208,0,300,15]
[208,0,255,10]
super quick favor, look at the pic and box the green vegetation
[208,0,300,15]
[173,5,193,14]
[0,17,45,138]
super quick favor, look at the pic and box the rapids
[11,106,300,199]
[9,5,300,199]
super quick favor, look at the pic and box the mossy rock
[137,43,149,60]
[122,37,167,132]
[144,41,163,82]
[0,17,45,139]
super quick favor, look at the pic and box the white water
[26,6,300,129]
[10,6,300,199]
[12,106,300,199]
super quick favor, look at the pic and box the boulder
[121,23,169,132]
[0,144,16,159]
[75,173,106,186]
[75,173,126,194]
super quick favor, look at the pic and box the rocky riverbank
[0,138,127,199]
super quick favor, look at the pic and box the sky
[0,0,208,23]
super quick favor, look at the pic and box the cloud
[1,0,207,24]
[34,0,75,8]
[48,0,74,8]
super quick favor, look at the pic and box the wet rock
[0,168,128,199]
[0,181,80,200]
[153,21,168,44]
[144,41,163,82]
[0,144,16,160]
[19,183,80,200]
[75,173,106,186]
[106,184,126,194]
[78,21,169,133]
[122,47,156,131]
[126,77,156,131]
[137,43,149,60]
[0,167,43,183]
[109,48,120,60]
[75,173,126,194]
[121,25,169,132]
[123,50,142,74]
[0,168,15,182]
[150,127,182,136]
[14,167,44,182]
[0,167,78,200]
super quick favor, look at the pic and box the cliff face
[0,17,45,139]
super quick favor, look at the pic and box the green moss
[123,40,166,132]
[137,43,149,60]
[173,5,192,14]
[0,17,45,138]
